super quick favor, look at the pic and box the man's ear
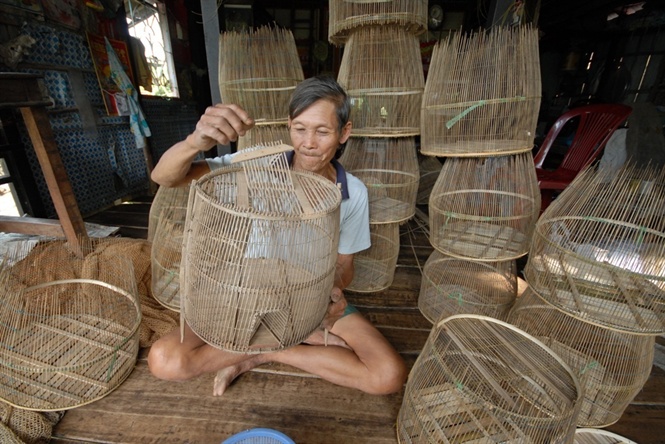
[339,121,352,144]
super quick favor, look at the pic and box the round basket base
[420,139,533,157]
[432,221,528,261]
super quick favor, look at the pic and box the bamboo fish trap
[337,26,424,137]
[524,164,665,334]
[416,155,442,205]
[328,0,427,46]
[219,26,304,124]
[397,315,581,444]
[574,428,638,444]
[420,26,541,157]
[346,222,399,293]
[418,250,516,324]
[339,137,419,224]
[0,239,141,411]
[147,185,189,242]
[237,124,290,152]
[429,153,540,261]
[508,287,655,428]
[180,143,342,353]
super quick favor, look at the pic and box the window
[125,0,179,98]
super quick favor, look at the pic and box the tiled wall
[10,23,199,217]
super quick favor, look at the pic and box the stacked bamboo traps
[180,144,342,353]
[337,26,425,137]
[418,250,517,324]
[420,26,541,157]
[509,287,655,427]
[219,26,303,131]
[149,186,189,311]
[397,315,582,444]
[346,222,400,293]
[339,137,419,224]
[328,0,428,46]
[524,164,665,334]
[429,153,541,261]
[0,239,141,411]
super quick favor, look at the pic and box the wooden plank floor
[49,198,665,443]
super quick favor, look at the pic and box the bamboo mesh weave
[337,26,424,137]
[508,287,654,428]
[574,428,638,444]
[524,164,665,334]
[0,239,141,411]
[339,137,419,224]
[416,155,442,205]
[219,26,303,124]
[328,0,427,45]
[346,222,399,293]
[429,153,540,261]
[420,26,541,157]
[418,250,516,324]
[397,315,581,444]
[151,213,185,312]
[237,124,290,152]
[180,144,342,353]
[147,185,189,242]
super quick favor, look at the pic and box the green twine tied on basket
[446,96,528,129]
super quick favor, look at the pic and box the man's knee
[371,358,408,395]
[147,339,191,381]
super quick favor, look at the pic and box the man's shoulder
[344,171,368,196]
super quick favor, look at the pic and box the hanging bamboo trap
[418,250,516,324]
[346,222,400,293]
[420,26,541,157]
[147,185,189,242]
[574,428,638,444]
[339,137,419,224]
[429,153,540,261]
[337,25,424,137]
[328,0,427,46]
[397,314,581,444]
[180,143,342,353]
[508,287,655,428]
[237,124,290,152]
[219,26,304,124]
[524,164,665,334]
[416,155,442,205]
[0,238,141,411]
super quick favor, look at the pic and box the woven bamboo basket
[508,287,655,427]
[416,155,442,205]
[418,250,516,324]
[337,25,424,137]
[180,144,342,353]
[420,26,541,157]
[328,0,427,46]
[339,137,419,224]
[429,153,540,261]
[397,314,581,444]
[574,428,638,444]
[524,164,665,334]
[346,222,400,293]
[151,214,185,312]
[219,26,304,124]
[0,239,141,411]
[237,124,290,152]
[147,185,189,242]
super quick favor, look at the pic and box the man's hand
[188,104,255,151]
[303,287,350,349]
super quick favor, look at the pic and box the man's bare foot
[212,355,264,396]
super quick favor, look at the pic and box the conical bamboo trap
[151,213,185,312]
[237,124,290,152]
[346,222,400,293]
[524,164,665,334]
[147,185,189,242]
[420,26,541,157]
[180,144,342,353]
[416,155,442,205]
[418,250,516,324]
[397,315,581,444]
[0,238,141,411]
[508,287,655,428]
[574,428,638,444]
[337,25,424,137]
[339,137,419,224]
[219,26,304,124]
[429,153,540,261]
[328,0,427,46]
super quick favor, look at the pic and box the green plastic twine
[445,96,527,129]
